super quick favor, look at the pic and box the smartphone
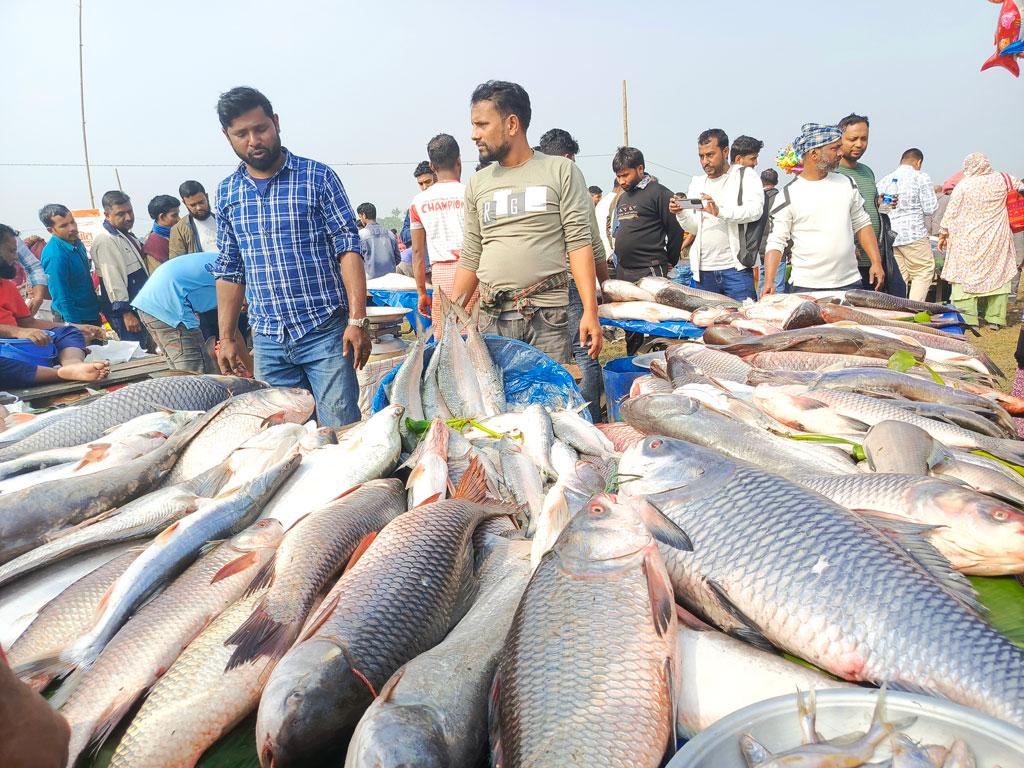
[674,197,704,210]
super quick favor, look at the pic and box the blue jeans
[253,312,361,428]
[691,267,756,302]
[568,278,603,423]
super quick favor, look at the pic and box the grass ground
[972,302,1021,392]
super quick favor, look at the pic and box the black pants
[616,262,670,356]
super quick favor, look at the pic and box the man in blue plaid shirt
[211,87,370,427]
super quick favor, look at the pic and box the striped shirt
[212,150,360,342]
[877,165,938,246]
[16,237,47,286]
[836,162,879,267]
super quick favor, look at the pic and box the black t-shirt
[613,177,684,270]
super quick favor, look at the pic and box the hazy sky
[4,0,1024,237]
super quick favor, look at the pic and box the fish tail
[85,697,138,758]
[982,50,1021,75]
[223,600,295,670]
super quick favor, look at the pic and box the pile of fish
[2,281,1024,768]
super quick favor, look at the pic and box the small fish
[598,301,693,323]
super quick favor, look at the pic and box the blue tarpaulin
[368,289,432,332]
[598,317,704,339]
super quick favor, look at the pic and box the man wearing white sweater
[764,123,884,294]
[670,128,763,302]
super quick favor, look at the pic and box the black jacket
[613,177,684,270]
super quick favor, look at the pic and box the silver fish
[600,279,657,303]
[406,417,449,507]
[0,406,79,447]
[390,325,426,450]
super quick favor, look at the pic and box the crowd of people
[2,79,1023,428]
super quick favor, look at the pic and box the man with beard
[211,86,369,427]
[763,123,884,294]
[0,224,108,387]
[452,80,602,363]
[90,191,151,345]
[38,204,102,325]
[671,129,763,304]
[836,113,881,289]
[169,180,219,258]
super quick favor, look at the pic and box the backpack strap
[736,166,746,205]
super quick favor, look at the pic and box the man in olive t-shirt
[836,113,881,288]
[452,80,602,364]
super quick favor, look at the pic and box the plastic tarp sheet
[598,317,704,339]
[368,289,431,333]
[372,335,589,419]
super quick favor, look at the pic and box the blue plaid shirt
[212,149,360,342]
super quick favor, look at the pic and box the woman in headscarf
[938,152,1022,329]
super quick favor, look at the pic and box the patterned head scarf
[793,123,842,155]
[962,152,994,177]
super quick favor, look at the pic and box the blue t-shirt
[132,251,217,329]
[253,176,273,195]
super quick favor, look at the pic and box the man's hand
[579,310,603,359]
[73,324,105,343]
[123,312,142,334]
[700,194,719,217]
[417,292,432,319]
[27,286,45,317]
[217,337,251,377]
[869,264,885,290]
[937,233,948,253]
[18,328,50,346]
[668,197,683,215]
[343,325,371,370]
[761,280,776,297]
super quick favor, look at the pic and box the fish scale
[0,375,264,462]
[619,437,1024,728]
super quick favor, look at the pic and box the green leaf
[785,433,866,462]
[972,450,1024,478]
[920,362,945,386]
[912,311,933,324]
[971,576,1024,649]
[887,351,917,373]
[405,417,431,436]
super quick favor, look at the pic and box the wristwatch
[348,316,370,331]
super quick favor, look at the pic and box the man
[0,224,108,388]
[142,194,180,272]
[594,180,619,266]
[836,113,881,288]
[588,185,602,206]
[357,203,400,279]
[400,161,436,247]
[539,127,609,422]
[212,86,369,427]
[758,169,785,295]
[169,180,219,258]
[878,148,938,302]
[730,135,764,168]
[671,129,763,303]
[38,204,102,325]
[410,133,467,318]
[764,122,884,294]
[132,251,242,374]
[90,191,150,345]
[452,80,602,364]
[14,236,48,316]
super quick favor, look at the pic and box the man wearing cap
[763,123,884,295]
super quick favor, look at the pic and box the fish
[734,318,785,336]
[444,290,507,416]
[446,427,504,498]
[933,449,1024,508]
[752,384,870,435]
[673,607,852,738]
[830,322,993,376]
[499,438,544,530]
[224,478,406,669]
[595,422,646,452]
[420,318,454,422]
[406,417,449,507]
[748,350,891,371]
[107,589,279,768]
[797,472,1024,575]
[550,406,616,457]
[0,416,204,565]
[946,378,1024,417]
[436,304,488,418]
[631,373,674,398]
[258,405,403,531]
[521,403,556,478]
[669,343,754,383]
[344,537,533,768]
[0,374,264,462]
[598,300,693,323]
[691,305,741,326]
[389,322,426,450]
[888,398,1014,439]
[622,393,858,479]
[218,422,315,495]
[59,519,284,765]
[618,436,1024,727]
[532,459,609,570]
[162,387,314,485]
[5,547,142,692]
[600,278,657,303]
[15,455,300,680]
[872,324,1003,377]
[255,462,513,767]
[0,406,79,447]
[863,420,942,475]
[892,733,950,767]
[739,295,824,330]
[703,325,756,345]
[982,0,1022,76]
[942,739,978,767]
[491,493,690,768]
[715,326,926,362]
[637,275,740,310]
[843,289,952,316]
[0,409,199,481]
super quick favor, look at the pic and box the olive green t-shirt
[836,161,880,267]
[461,152,594,309]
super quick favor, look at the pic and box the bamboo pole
[622,80,629,146]
[78,0,95,208]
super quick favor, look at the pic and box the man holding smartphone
[670,129,763,302]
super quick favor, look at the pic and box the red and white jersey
[409,180,466,264]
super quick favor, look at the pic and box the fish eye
[991,509,1010,522]
[650,439,662,449]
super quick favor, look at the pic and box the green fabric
[951,281,1010,326]
[837,162,879,267]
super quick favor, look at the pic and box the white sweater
[766,173,872,289]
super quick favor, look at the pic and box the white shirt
[767,173,871,289]
[676,165,764,279]
[594,191,616,259]
[409,180,466,264]
[193,214,218,252]
[877,164,938,247]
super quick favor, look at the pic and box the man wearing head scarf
[763,123,884,294]
[939,153,1023,329]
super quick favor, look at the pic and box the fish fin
[260,410,288,428]
[184,463,233,497]
[643,554,675,638]
[331,483,361,502]
[405,462,426,490]
[345,532,377,574]
[675,604,714,631]
[43,508,121,541]
[86,698,137,758]
[739,732,772,766]
[73,443,111,470]
[662,656,678,763]
[853,511,985,616]
[981,49,1021,75]
[198,538,224,557]
[297,591,341,643]
[453,457,487,502]
[415,492,442,508]
[12,651,77,683]
[488,670,505,768]
[638,499,692,551]
[704,578,777,654]
[242,553,276,596]
[154,520,181,544]
[211,550,260,584]
[378,666,406,703]
[224,599,295,670]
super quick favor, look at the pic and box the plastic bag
[597,318,704,339]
